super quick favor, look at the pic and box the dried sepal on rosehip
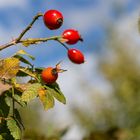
[41,62,66,84]
[68,49,85,64]
[43,9,63,30]
[62,29,83,45]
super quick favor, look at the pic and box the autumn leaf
[46,83,66,104]
[38,89,55,111]
[0,57,20,79]
[21,83,42,102]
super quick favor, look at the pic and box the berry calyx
[68,49,85,64]
[43,10,63,30]
[62,29,83,45]
[41,63,66,84]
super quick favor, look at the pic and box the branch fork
[0,12,67,51]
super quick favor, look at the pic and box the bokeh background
[1,0,140,139]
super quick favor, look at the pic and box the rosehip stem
[56,39,69,50]
[79,37,83,42]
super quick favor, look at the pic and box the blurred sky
[0,0,140,139]
[0,0,140,65]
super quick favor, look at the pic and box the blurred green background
[20,34,140,140]
[20,6,140,140]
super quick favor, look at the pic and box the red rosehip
[68,49,85,64]
[41,67,58,84]
[62,29,83,45]
[43,10,63,30]
[41,63,66,84]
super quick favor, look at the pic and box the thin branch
[11,87,15,117]
[0,36,62,51]
[16,12,43,41]
[0,12,43,51]
[0,12,68,52]
[0,40,17,51]
[19,36,62,45]
[0,10,69,51]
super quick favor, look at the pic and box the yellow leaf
[21,83,42,102]
[38,88,46,97]
[39,89,55,111]
[0,57,20,79]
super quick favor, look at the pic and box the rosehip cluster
[42,9,85,84]
[43,10,85,64]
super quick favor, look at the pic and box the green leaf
[16,69,30,77]
[14,94,27,107]
[0,95,10,117]
[15,50,35,60]
[0,135,3,140]
[13,50,35,67]
[35,67,44,73]
[39,89,55,111]
[4,96,11,107]
[14,55,32,67]
[17,67,44,77]
[14,109,24,130]
[4,88,26,107]
[18,68,37,78]
[7,118,21,140]
[46,83,66,104]
[21,83,42,102]
[0,133,9,140]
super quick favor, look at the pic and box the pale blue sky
[0,0,140,66]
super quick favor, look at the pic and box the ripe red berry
[62,29,83,45]
[41,63,66,84]
[41,67,58,84]
[68,49,85,64]
[43,10,63,30]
